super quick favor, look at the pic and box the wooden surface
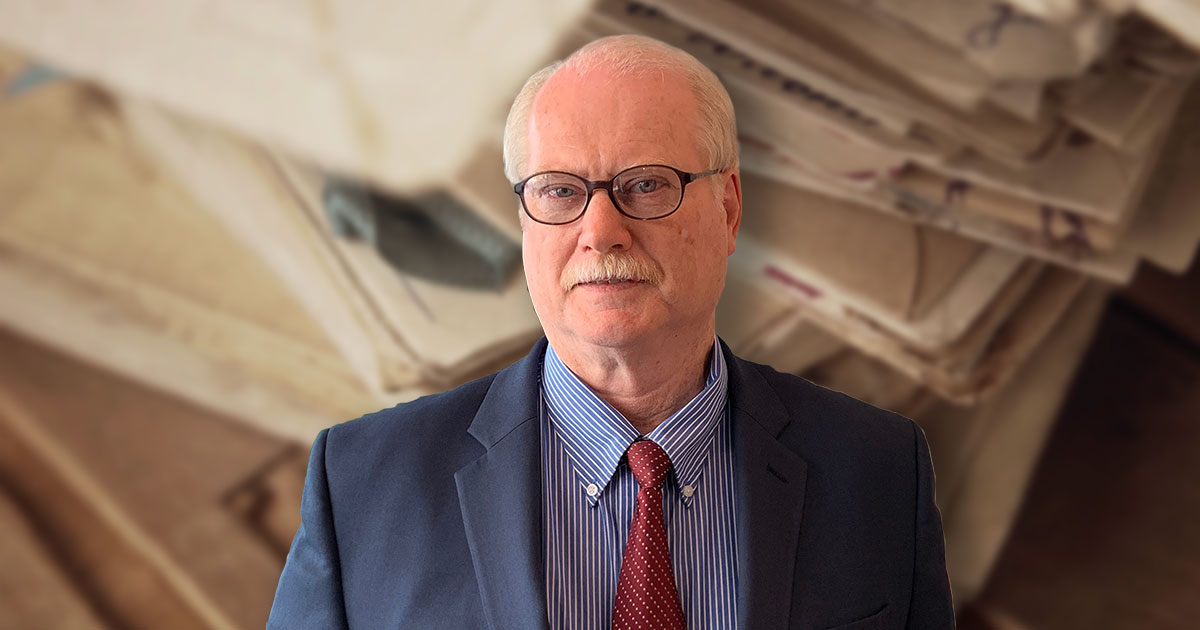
[0,326,300,629]
[0,486,106,629]
[963,270,1200,628]
[1122,257,1200,348]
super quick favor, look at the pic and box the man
[269,34,954,629]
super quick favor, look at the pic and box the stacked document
[589,0,1200,284]
[3,1,1200,414]
[581,0,1200,404]
[726,171,1087,404]
[777,282,1111,602]
[121,100,544,398]
[0,69,384,440]
[0,65,545,434]
[0,0,596,194]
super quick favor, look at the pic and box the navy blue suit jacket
[268,338,954,629]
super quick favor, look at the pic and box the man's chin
[564,318,657,350]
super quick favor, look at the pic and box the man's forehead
[526,65,702,176]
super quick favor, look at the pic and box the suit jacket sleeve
[268,429,350,630]
[907,420,956,628]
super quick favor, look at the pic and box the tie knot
[625,440,671,491]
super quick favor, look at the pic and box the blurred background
[1,0,1198,628]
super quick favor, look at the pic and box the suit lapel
[455,339,550,630]
[725,343,809,630]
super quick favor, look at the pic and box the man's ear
[722,169,742,256]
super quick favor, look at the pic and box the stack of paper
[0,0,595,195]
[0,70,390,440]
[775,281,1112,602]
[579,0,1200,403]
[120,98,545,400]
[3,2,1199,411]
[0,61,548,434]
[589,0,1200,284]
[721,171,1085,404]
[716,277,846,374]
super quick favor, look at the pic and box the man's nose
[577,188,633,253]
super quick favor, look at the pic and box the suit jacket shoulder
[324,371,497,478]
[311,371,504,628]
[732,355,923,466]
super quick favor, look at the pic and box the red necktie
[612,440,686,630]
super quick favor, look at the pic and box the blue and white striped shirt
[540,339,738,629]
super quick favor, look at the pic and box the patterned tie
[612,440,686,630]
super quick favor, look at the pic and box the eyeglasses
[513,164,721,225]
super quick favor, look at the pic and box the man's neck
[549,326,716,435]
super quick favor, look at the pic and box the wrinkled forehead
[526,65,704,178]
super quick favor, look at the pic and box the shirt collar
[541,337,729,507]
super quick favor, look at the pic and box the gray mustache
[561,253,664,290]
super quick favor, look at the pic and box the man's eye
[542,186,577,199]
[631,179,660,193]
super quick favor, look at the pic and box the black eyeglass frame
[512,164,722,226]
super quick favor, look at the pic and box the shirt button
[586,483,599,497]
[683,485,695,498]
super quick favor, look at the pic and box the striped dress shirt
[540,339,738,629]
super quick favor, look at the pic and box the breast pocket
[820,603,888,630]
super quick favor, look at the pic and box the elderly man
[269,35,953,629]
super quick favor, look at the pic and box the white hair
[502,34,739,185]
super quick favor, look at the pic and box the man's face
[521,65,741,352]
